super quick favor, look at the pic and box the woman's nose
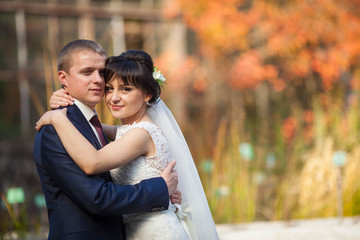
[111,91,121,102]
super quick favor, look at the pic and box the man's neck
[74,99,97,121]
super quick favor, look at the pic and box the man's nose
[93,71,103,83]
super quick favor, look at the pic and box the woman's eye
[105,86,113,92]
[121,87,132,92]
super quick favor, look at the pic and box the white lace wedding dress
[110,121,190,240]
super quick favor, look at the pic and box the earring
[146,101,151,106]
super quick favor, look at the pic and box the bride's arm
[102,124,118,141]
[36,109,153,175]
[49,89,119,141]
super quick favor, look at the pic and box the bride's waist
[124,202,176,223]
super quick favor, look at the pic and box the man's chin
[91,95,104,101]
[85,99,103,109]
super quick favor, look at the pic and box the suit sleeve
[39,125,169,215]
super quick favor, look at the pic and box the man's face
[59,51,106,109]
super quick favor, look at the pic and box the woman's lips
[111,104,123,110]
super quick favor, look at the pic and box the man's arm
[39,125,169,215]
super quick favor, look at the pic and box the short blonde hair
[57,39,106,73]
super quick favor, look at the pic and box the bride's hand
[35,108,67,131]
[170,190,182,205]
[49,88,74,109]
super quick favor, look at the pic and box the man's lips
[90,88,102,93]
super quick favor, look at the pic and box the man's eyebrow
[80,67,95,71]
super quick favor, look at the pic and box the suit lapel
[66,105,102,150]
[65,105,112,181]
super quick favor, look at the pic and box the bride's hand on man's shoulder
[35,108,68,131]
[49,88,74,109]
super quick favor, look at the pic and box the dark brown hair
[104,50,161,104]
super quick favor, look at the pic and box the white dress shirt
[74,99,103,146]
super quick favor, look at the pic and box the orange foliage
[303,110,314,124]
[153,53,201,91]
[350,72,360,91]
[229,50,280,90]
[281,116,298,143]
[178,0,360,91]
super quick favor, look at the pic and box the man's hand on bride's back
[35,108,68,131]
[161,160,178,196]
[49,88,74,109]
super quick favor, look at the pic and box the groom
[33,39,178,240]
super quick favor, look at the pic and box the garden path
[216,217,360,240]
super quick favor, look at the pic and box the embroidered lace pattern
[110,121,189,240]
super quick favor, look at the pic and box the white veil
[147,99,219,240]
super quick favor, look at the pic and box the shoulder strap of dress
[116,121,159,139]
[130,122,159,139]
[129,122,163,157]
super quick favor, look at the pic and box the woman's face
[105,77,151,124]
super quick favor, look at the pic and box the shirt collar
[74,99,96,121]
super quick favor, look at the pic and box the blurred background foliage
[1,0,360,238]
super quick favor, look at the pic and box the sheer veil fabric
[147,99,219,240]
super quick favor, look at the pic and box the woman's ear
[145,94,152,103]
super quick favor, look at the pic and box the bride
[36,50,219,240]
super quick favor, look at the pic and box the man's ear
[58,71,68,88]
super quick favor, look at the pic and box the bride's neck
[121,110,151,125]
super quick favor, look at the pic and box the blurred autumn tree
[168,0,360,222]
[178,0,360,91]
[172,0,360,150]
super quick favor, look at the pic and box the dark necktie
[90,115,107,147]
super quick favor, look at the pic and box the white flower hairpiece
[153,67,166,86]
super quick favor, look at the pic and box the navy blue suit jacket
[33,105,169,240]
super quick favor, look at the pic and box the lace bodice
[109,121,189,240]
[110,121,171,185]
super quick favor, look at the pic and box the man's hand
[160,160,178,196]
[170,190,182,205]
[49,88,74,109]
